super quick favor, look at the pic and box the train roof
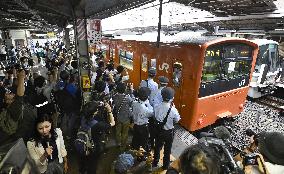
[250,39,279,46]
[109,32,255,45]
[163,36,220,45]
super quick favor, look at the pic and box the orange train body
[101,37,258,131]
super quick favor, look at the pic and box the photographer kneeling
[235,131,284,174]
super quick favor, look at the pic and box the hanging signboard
[87,19,102,46]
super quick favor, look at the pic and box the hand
[128,83,133,90]
[169,158,181,172]
[18,70,26,79]
[136,147,146,157]
[13,68,17,76]
[64,161,68,173]
[109,73,114,81]
[45,145,53,157]
[249,135,255,144]
[105,102,112,112]
[146,155,154,164]
[52,67,58,73]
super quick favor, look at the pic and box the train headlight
[197,118,204,125]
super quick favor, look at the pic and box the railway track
[256,95,284,111]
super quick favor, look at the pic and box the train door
[171,59,184,112]
[268,44,280,72]
[158,46,186,113]
[139,42,155,87]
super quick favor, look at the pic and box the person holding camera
[166,143,222,174]
[115,65,130,84]
[112,82,133,150]
[235,131,284,174]
[0,70,25,145]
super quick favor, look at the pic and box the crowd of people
[0,40,79,173]
[0,39,284,174]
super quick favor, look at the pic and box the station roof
[0,0,283,33]
[0,0,156,30]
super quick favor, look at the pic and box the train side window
[141,54,148,72]
[202,47,222,82]
[173,62,182,87]
[151,59,156,68]
[119,49,133,70]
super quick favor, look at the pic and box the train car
[248,39,282,99]
[102,36,258,131]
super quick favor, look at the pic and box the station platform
[66,124,198,174]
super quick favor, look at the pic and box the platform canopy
[0,0,283,32]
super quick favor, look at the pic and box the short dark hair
[98,61,105,68]
[94,80,106,93]
[34,76,46,88]
[116,82,126,94]
[82,102,99,121]
[32,113,57,147]
[117,65,125,74]
[179,144,221,174]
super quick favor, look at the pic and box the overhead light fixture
[275,29,284,31]
[66,24,73,28]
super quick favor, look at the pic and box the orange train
[101,37,258,131]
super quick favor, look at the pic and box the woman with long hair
[27,113,68,174]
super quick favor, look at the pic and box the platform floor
[67,125,197,174]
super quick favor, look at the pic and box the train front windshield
[199,43,254,98]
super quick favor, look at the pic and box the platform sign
[82,75,91,89]
[87,19,102,46]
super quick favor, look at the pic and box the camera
[199,131,244,174]
[241,152,259,166]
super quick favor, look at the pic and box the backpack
[55,87,77,113]
[0,110,19,135]
[74,117,98,156]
